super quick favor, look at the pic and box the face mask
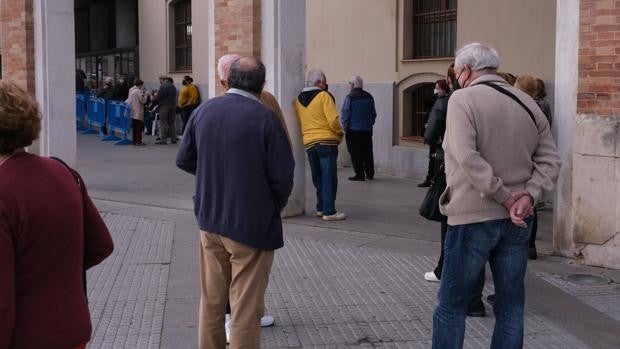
[454,67,467,90]
[324,84,329,92]
[433,88,438,95]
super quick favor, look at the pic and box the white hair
[306,69,326,87]
[217,54,241,81]
[349,75,363,89]
[454,42,500,71]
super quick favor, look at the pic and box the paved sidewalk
[77,133,620,348]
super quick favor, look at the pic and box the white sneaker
[315,211,323,217]
[260,315,275,327]
[424,271,440,282]
[322,212,347,221]
[225,313,231,344]
[226,313,274,343]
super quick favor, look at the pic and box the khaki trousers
[198,231,274,349]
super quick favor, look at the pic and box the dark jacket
[340,88,377,131]
[152,81,177,107]
[0,153,113,349]
[424,95,449,159]
[176,93,294,250]
[96,85,117,100]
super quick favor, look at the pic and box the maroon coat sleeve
[0,203,15,348]
[78,175,114,270]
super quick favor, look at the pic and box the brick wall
[577,0,620,115]
[213,0,261,95]
[0,0,35,93]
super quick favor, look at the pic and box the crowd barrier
[75,94,88,131]
[83,97,106,136]
[106,101,133,145]
[78,95,133,146]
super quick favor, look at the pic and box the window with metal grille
[403,83,435,139]
[174,0,192,71]
[412,0,457,59]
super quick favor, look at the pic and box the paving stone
[259,238,590,348]
[87,213,173,349]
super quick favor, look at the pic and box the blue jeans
[306,144,338,215]
[432,218,532,349]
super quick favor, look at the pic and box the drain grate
[564,274,613,285]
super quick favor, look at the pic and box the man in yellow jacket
[294,70,346,221]
[178,75,201,133]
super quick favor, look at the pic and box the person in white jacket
[126,79,149,145]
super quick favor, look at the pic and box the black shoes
[417,180,431,188]
[467,300,486,317]
[348,176,365,181]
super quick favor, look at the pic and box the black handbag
[419,163,447,222]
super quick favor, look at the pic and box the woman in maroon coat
[0,81,114,349]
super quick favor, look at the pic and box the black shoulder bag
[419,162,447,222]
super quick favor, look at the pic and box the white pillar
[261,0,306,217]
[553,0,579,255]
[33,0,76,166]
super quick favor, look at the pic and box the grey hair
[217,54,241,81]
[349,75,363,88]
[454,43,500,71]
[306,69,326,87]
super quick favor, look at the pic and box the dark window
[403,83,435,139]
[174,0,192,71]
[412,0,457,58]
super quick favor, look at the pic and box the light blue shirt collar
[226,88,260,102]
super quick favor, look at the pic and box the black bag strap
[477,81,538,129]
[51,157,88,298]
[51,157,82,189]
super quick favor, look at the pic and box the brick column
[213,0,261,96]
[577,0,620,115]
[0,0,35,93]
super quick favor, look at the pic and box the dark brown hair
[435,79,449,92]
[0,81,41,155]
[133,78,144,86]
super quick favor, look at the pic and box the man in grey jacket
[151,75,177,144]
[432,43,560,349]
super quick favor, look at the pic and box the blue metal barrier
[106,101,133,145]
[83,97,106,136]
[76,94,87,131]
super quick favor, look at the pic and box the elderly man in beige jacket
[431,43,560,349]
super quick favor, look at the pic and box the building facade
[0,0,618,268]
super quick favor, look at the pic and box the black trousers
[424,144,438,182]
[181,105,198,134]
[345,130,374,178]
[131,119,143,144]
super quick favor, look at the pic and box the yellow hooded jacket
[293,89,343,148]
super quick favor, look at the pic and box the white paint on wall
[553,0,579,256]
[262,0,306,217]
[33,0,77,166]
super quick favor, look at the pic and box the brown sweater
[0,152,114,348]
[440,74,561,225]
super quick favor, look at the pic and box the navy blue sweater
[176,93,295,250]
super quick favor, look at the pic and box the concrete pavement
[76,133,620,348]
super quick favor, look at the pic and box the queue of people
[3,43,560,349]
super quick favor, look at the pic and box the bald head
[228,56,266,95]
[217,54,241,88]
